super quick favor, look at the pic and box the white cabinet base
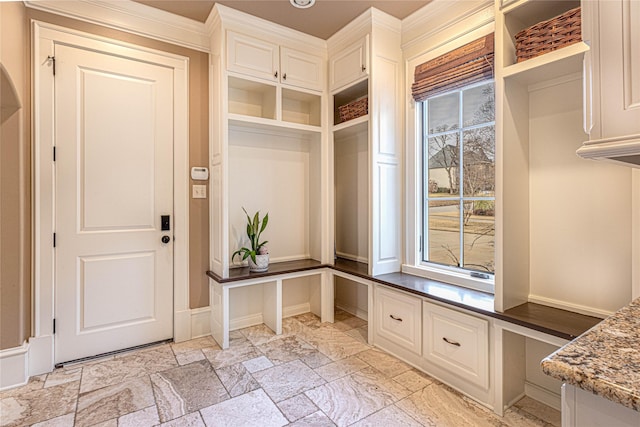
[562,384,640,427]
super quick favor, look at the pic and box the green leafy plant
[232,207,269,264]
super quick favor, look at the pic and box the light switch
[192,184,207,199]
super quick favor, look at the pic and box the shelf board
[332,114,369,137]
[207,259,325,283]
[228,113,322,137]
[501,42,589,87]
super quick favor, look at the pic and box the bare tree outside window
[423,81,495,274]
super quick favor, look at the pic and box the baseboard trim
[28,334,53,376]
[229,313,264,331]
[0,342,29,391]
[283,303,311,318]
[174,309,192,343]
[335,302,368,321]
[528,294,613,319]
[504,391,527,411]
[190,307,211,338]
[229,302,313,331]
[524,381,561,411]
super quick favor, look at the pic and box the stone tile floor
[0,310,560,427]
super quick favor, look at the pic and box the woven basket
[515,7,581,63]
[338,96,368,123]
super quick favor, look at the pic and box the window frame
[403,24,497,294]
[414,81,496,294]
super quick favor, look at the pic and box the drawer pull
[442,337,461,347]
[389,314,403,322]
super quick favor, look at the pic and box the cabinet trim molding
[623,0,640,110]
[24,0,210,52]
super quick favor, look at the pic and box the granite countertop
[541,297,640,412]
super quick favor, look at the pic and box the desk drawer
[423,301,488,388]
[375,286,421,354]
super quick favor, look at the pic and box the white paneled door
[54,44,174,364]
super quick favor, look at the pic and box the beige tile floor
[0,311,560,427]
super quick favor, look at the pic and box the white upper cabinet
[584,0,640,140]
[577,0,640,166]
[280,47,324,91]
[227,31,323,91]
[227,31,279,82]
[329,36,369,92]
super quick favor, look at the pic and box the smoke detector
[290,0,315,9]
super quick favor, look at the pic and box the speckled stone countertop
[541,297,640,412]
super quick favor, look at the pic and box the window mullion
[458,91,464,268]
[422,101,429,263]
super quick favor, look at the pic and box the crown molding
[371,8,401,34]
[24,0,210,52]
[402,0,494,53]
[210,3,326,54]
[327,8,371,53]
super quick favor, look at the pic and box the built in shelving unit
[328,12,403,278]
[495,0,585,312]
[333,78,370,266]
[494,0,593,414]
[209,6,328,280]
[207,4,331,347]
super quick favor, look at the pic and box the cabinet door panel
[375,286,422,354]
[423,301,489,389]
[281,47,323,91]
[589,0,640,139]
[330,36,368,91]
[227,31,278,82]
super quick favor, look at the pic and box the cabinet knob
[442,337,461,347]
[283,73,287,80]
[362,65,366,72]
[274,71,278,78]
[389,314,403,322]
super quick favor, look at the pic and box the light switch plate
[192,184,207,199]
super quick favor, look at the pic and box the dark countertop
[207,258,601,341]
[206,259,324,283]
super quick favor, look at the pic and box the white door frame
[31,21,191,375]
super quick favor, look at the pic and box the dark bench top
[206,259,324,283]
[206,258,602,341]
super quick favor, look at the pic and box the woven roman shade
[412,33,495,102]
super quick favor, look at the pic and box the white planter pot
[248,254,269,272]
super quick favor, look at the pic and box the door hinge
[53,318,56,334]
[47,55,56,76]
[53,146,56,161]
[53,233,56,248]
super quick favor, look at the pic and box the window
[421,81,495,279]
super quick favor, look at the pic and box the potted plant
[232,207,269,272]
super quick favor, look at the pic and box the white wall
[525,338,562,408]
[334,129,368,262]
[229,128,321,264]
[528,77,632,315]
[335,276,368,320]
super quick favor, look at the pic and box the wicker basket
[515,7,581,63]
[338,96,368,123]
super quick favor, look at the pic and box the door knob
[161,235,171,244]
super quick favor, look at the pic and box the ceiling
[134,1,432,40]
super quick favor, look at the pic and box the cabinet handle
[283,73,287,80]
[442,337,461,347]
[389,314,403,322]
[274,71,278,78]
